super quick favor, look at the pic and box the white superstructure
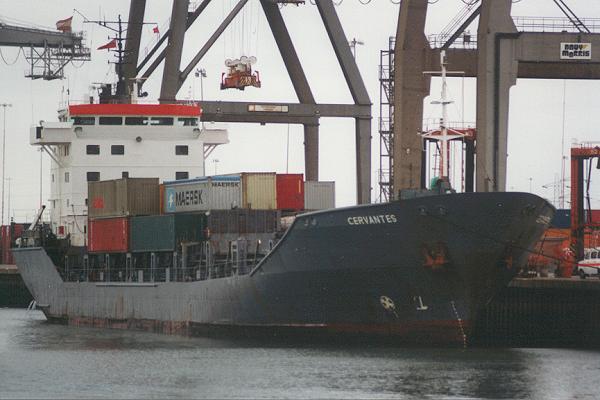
[30,103,228,247]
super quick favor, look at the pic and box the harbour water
[0,308,599,399]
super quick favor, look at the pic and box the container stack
[85,174,335,280]
[76,173,336,283]
[87,178,160,253]
[162,173,335,214]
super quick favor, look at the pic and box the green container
[130,213,207,253]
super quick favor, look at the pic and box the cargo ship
[13,96,555,345]
[13,43,555,346]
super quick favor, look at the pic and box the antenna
[421,51,467,186]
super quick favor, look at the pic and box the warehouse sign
[560,43,591,60]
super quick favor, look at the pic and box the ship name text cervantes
[347,214,397,225]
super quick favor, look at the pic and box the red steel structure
[570,145,600,262]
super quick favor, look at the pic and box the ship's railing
[427,33,477,50]
[512,16,600,33]
[61,257,265,284]
[422,119,476,132]
[429,17,600,50]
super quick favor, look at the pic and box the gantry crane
[0,19,90,80]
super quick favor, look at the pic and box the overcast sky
[1,0,600,222]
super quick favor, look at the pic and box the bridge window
[177,117,198,126]
[122,171,129,178]
[175,145,188,155]
[125,117,148,125]
[111,145,125,155]
[149,117,174,126]
[176,171,189,180]
[99,116,123,125]
[86,145,100,155]
[64,172,69,183]
[71,116,95,125]
[87,172,100,182]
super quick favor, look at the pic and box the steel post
[393,0,431,194]
[159,0,189,102]
[316,0,371,204]
[355,117,372,204]
[476,0,517,192]
[261,0,318,181]
[123,0,146,96]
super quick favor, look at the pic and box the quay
[0,265,32,308]
[474,277,600,347]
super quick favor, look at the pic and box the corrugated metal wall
[276,174,304,211]
[88,180,118,218]
[241,173,276,210]
[304,181,335,210]
[130,213,207,252]
[89,178,159,218]
[116,178,160,216]
[206,210,279,234]
[88,217,129,253]
[163,176,242,213]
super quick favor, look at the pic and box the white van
[577,248,600,279]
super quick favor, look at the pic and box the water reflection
[0,309,599,399]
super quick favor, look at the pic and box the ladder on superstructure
[378,37,395,203]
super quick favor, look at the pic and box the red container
[589,210,600,224]
[1,224,27,264]
[276,174,304,211]
[1,225,9,264]
[88,217,130,253]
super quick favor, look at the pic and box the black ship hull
[14,192,554,346]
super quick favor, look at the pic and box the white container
[304,181,335,210]
[163,176,242,213]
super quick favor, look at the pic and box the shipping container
[88,178,159,218]
[588,210,600,224]
[206,209,279,234]
[304,181,335,210]
[159,184,165,215]
[130,213,207,253]
[241,172,277,210]
[1,224,27,264]
[1,225,9,264]
[88,180,117,218]
[88,217,129,253]
[276,174,304,211]
[115,178,160,216]
[163,173,277,213]
[164,176,241,213]
[551,209,570,229]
